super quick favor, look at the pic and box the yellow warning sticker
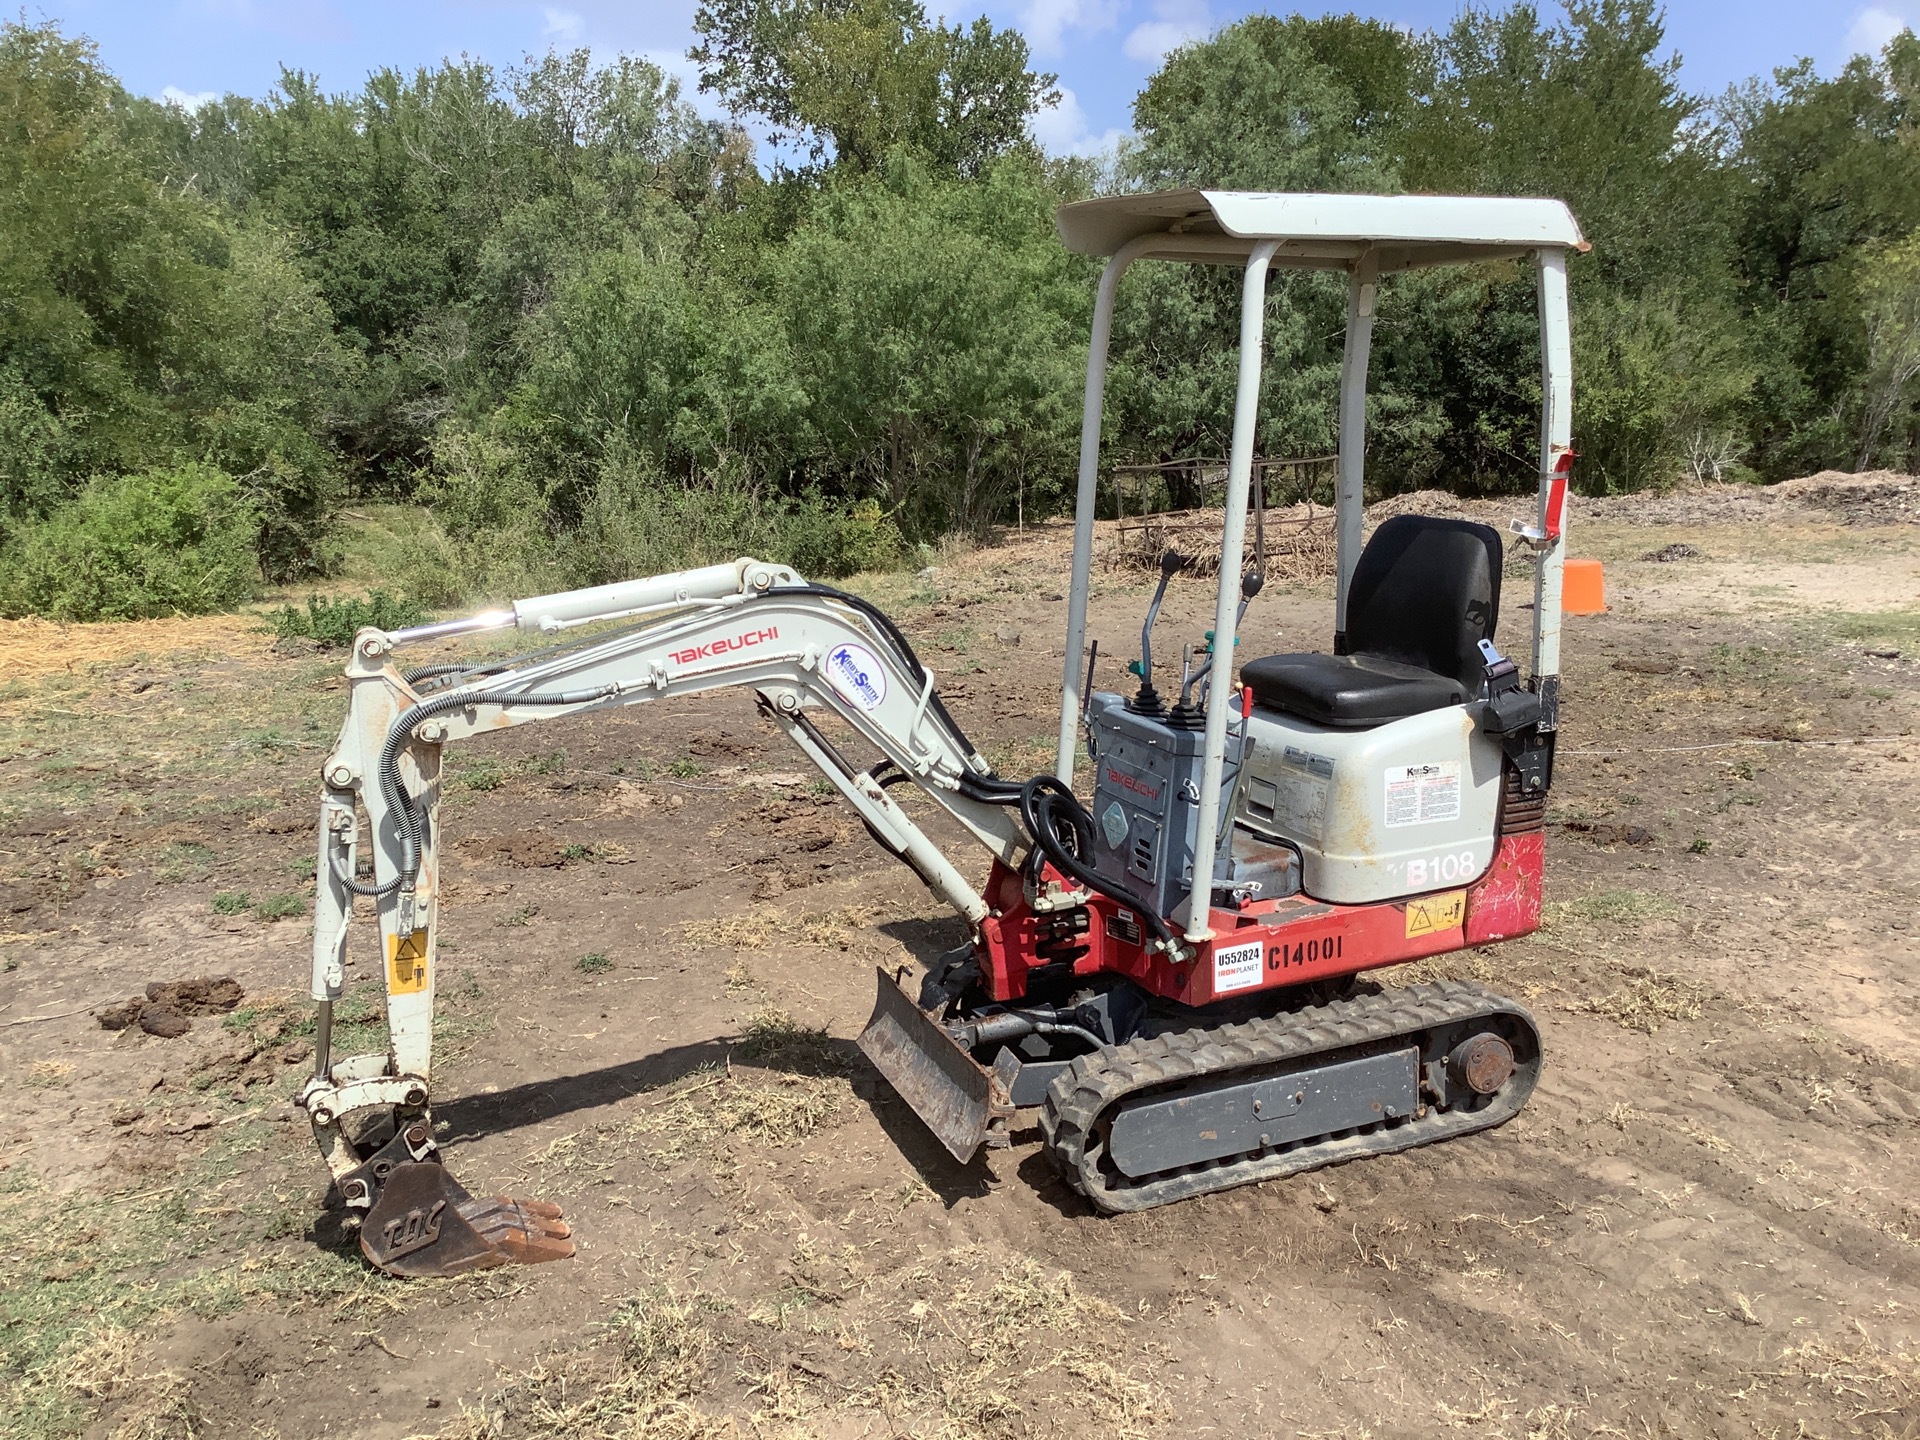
[387,929,430,994]
[1404,889,1466,939]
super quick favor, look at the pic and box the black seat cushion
[1242,652,1468,728]
[1243,514,1503,728]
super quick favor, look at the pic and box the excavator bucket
[359,1159,575,1278]
[856,967,1010,1163]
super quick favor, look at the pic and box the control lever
[1235,569,1264,630]
[1128,550,1186,713]
[1194,568,1263,712]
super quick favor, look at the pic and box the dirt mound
[1365,487,1501,522]
[96,977,246,1038]
[1643,541,1703,561]
[1772,468,1920,524]
[1580,470,1920,528]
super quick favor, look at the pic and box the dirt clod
[139,1007,192,1038]
[1644,541,1702,561]
[96,976,245,1037]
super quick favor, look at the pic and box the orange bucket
[1561,558,1605,614]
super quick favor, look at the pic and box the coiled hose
[1016,774,1177,946]
[331,683,618,898]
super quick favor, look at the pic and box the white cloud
[1122,1,1213,65]
[1019,0,1120,58]
[1846,5,1915,56]
[159,85,219,111]
[1029,84,1130,159]
[542,6,586,44]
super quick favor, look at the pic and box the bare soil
[3,482,1920,1440]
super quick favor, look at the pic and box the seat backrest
[1343,514,1502,691]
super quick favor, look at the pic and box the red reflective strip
[1545,475,1568,540]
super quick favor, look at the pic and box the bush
[556,451,905,590]
[269,590,428,647]
[0,463,258,621]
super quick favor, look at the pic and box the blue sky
[46,0,1920,158]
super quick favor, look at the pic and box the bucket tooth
[855,966,1010,1164]
[360,1160,575,1278]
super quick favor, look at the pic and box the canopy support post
[1333,252,1378,649]
[1530,248,1574,725]
[1056,239,1151,786]
[1184,240,1278,945]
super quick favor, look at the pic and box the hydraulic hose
[357,683,621,900]
[1018,775,1177,946]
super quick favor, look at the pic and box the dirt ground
[3,479,1919,1440]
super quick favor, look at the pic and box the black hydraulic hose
[1019,775,1177,946]
[773,583,987,769]
[370,684,620,896]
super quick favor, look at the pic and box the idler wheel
[1447,1032,1516,1096]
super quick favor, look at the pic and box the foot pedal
[360,1160,575,1278]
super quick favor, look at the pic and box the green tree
[692,0,1057,175]
[774,158,1081,533]
[1131,14,1423,193]
[1724,32,1920,475]
[1854,230,1920,468]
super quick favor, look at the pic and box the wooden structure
[1111,455,1339,578]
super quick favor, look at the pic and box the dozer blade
[360,1160,575,1278]
[856,966,1009,1164]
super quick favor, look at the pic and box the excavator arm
[301,558,1029,1274]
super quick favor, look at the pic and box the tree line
[1,1,1917,620]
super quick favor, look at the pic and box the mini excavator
[302,190,1586,1276]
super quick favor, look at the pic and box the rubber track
[1039,979,1540,1213]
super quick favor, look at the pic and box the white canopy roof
[1056,189,1586,272]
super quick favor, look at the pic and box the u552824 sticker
[1212,939,1263,993]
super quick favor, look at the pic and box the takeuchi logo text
[1106,767,1160,801]
[669,627,779,666]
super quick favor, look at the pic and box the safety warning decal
[1212,939,1264,994]
[1403,889,1466,939]
[1384,761,1461,828]
[387,929,430,994]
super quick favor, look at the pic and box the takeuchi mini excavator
[302,190,1586,1277]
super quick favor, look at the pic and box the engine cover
[1237,702,1503,904]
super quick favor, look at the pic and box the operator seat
[1242,514,1502,728]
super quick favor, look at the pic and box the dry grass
[625,1067,843,1165]
[1769,1323,1920,1427]
[736,1006,850,1075]
[25,1059,75,1088]
[420,1246,1166,1440]
[1576,966,1711,1032]
[0,613,272,680]
[948,1255,1121,1349]
[428,1288,732,1440]
[1542,887,1683,937]
[697,902,878,953]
